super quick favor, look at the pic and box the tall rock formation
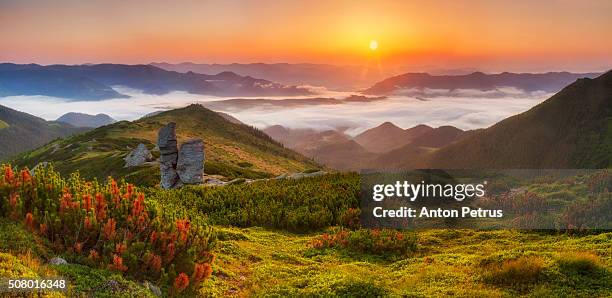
[157,122,205,189]
[158,122,180,189]
[177,140,205,183]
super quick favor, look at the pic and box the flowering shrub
[311,228,417,257]
[0,164,216,292]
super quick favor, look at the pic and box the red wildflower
[103,218,116,240]
[166,243,175,262]
[176,219,190,242]
[115,242,127,254]
[95,193,106,220]
[132,193,145,217]
[111,254,128,271]
[150,254,162,273]
[192,263,213,283]
[84,217,92,230]
[59,190,73,214]
[149,231,158,244]
[20,169,32,184]
[126,184,134,199]
[82,194,92,211]
[88,249,99,260]
[173,273,189,293]
[4,166,14,183]
[25,213,34,229]
[110,179,120,204]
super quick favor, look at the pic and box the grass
[197,227,611,297]
[0,120,8,130]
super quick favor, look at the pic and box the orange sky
[1,0,611,72]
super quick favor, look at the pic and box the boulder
[177,139,204,184]
[124,143,153,167]
[49,257,68,265]
[158,123,180,189]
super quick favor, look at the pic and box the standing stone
[158,123,178,155]
[158,122,180,189]
[124,143,153,167]
[177,139,204,184]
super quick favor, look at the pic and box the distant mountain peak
[56,112,116,128]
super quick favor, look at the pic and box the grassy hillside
[426,70,612,169]
[13,104,318,185]
[0,105,85,161]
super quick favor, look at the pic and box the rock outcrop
[124,143,153,167]
[177,139,204,184]
[158,122,205,189]
[158,123,180,189]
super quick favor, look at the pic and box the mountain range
[0,105,86,161]
[263,122,471,170]
[152,62,392,90]
[263,70,611,170]
[364,71,601,95]
[56,112,116,128]
[0,63,311,100]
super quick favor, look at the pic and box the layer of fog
[0,86,549,136]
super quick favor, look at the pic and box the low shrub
[559,193,612,230]
[557,252,604,275]
[311,228,417,257]
[148,173,360,232]
[587,170,611,194]
[340,208,360,229]
[0,164,216,293]
[482,256,545,287]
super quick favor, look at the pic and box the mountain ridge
[0,63,312,100]
[364,71,601,95]
[56,112,116,128]
[0,105,86,161]
[424,70,612,168]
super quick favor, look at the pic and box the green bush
[147,173,360,232]
[311,228,417,257]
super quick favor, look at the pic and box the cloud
[0,87,549,136]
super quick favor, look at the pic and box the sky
[1,0,611,72]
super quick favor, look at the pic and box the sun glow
[369,40,378,51]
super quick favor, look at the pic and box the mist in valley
[0,86,549,135]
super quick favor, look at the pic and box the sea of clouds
[0,86,550,136]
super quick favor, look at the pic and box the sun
[369,39,378,51]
